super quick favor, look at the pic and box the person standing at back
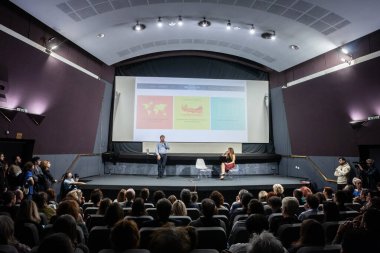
[334,157,351,190]
[155,135,169,179]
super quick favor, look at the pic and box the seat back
[213,215,229,231]
[186,208,201,220]
[88,226,111,253]
[216,208,229,218]
[169,215,192,226]
[296,244,341,253]
[144,203,155,208]
[339,210,359,221]
[228,220,248,246]
[125,216,154,228]
[232,214,249,224]
[190,249,219,253]
[277,223,302,249]
[322,221,344,244]
[123,207,132,216]
[146,208,157,218]
[307,212,325,223]
[86,215,106,230]
[195,227,227,251]
[84,207,99,219]
[39,212,49,225]
[0,245,18,253]
[99,249,150,253]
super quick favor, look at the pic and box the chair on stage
[226,164,241,180]
[196,158,212,179]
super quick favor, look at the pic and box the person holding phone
[155,135,170,179]
[220,147,236,180]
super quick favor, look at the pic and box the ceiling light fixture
[341,47,349,54]
[96,33,105,38]
[261,30,276,40]
[289,45,299,50]
[340,47,353,65]
[198,17,211,27]
[157,17,163,27]
[249,25,255,34]
[178,16,183,26]
[226,20,231,30]
[133,21,146,31]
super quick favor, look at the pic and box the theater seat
[195,227,227,251]
[88,226,111,253]
[296,244,341,253]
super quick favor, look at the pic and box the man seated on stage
[220,147,236,180]
[155,135,170,179]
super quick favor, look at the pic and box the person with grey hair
[247,231,285,253]
[269,196,300,236]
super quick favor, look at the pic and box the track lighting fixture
[178,16,183,26]
[261,30,276,40]
[133,21,146,31]
[198,17,211,27]
[249,25,255,34]
[157,17,163,27]
[226,20,231,30]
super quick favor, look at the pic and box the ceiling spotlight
[261,30,276,40]
[168,21,176,27]
[341,47,349,54]
[178,16,183,26]
[249,25,255,34]
[198,17,211,27]
[133,21,146,31]
[157,17,163,27]
[289,45,299,50]
[226,20,231,30]
[96,33,105,38]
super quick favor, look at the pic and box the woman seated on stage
[220,147,236,180]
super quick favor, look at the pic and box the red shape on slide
[136,96,173,129]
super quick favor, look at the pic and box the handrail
[58,153,100,182]
[283,155,337,183]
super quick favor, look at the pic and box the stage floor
[81,174,306,192]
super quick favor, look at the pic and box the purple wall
[283,56,380,156]
[0,31,105,154]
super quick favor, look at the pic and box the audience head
[0,215,17,245]
[126,188,136,201]
[90,188,103,206]
[116,189,127,203]
[305,194,320,209]
[110,219,140,251]
[322,201,340,222]
[180,188,192,205]
[172,200,187,216]
[295,219,325,247]
[281,197,299,216]
[46,188,57,202]
[156,198,172,220]
[334,190,348,206]
[190,191,198,204]
[237,189,249,202]
[2,191,16,206]
[362,207,380,233]
[267,196,282,212]
[33,192,49,209]
[200,198,217,218]
[38,233,74,253]
[97,197,112,215]
[247,231,284,253]
[258,190,268,202]
[16,199,41,224]
[273,184,284,197]
[322,186,334,199]
[149,226,193,253]
[140,188,150,201]
[153,190,165,204]
[293,189,303,201]
[14,189,24,203]
[131,197,146,216]
[167,195,177,204]
[245,214,269,235]
[241,192,254,209]
[299,186,313,197]
[56,199,81,221]
[104,202,124,227]
[247,199,265,215]
[53,214,78,245]
[209,190,225,208]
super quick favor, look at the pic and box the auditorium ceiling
[9,0,380,72]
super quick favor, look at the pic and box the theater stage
[80,174,307,202]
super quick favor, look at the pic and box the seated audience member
[0,191,18,220]
[53,214,89,253]
[55,200,89,242]
[140,188,151,204]
[314,191,326,206]
[167,195,177,204]
[33,192,56,222]
[110,220,140,251]
[258,190,268,203]
[299,186,313,201]
[65,189,85,207]
[148,226,195,253]
[247,231,285,253]
[97,198,112,215]
[230,189,249,214]
[272,184,285,198]
[180,188,198,209]
[15,189,24,205]
[269,196,300,235]
[343,185,355,203]
[247,199,265,215]
[288,219,325,253]
[61,172,86,199]
[46,188,58,209]
[298,194,320,221]
[172,200,187,216]
[352,177,363,197]
[104,202,124,228]
[89,188,103,207]
[0,215,31,253]
[229,192,253,224]
[124,188,135,208]
[189,198,226,232]
[190,191,198,205]
[210,191,228,210]
[293,188,304,205]
[37,233,74,253]
[114,189,127,205]
[130,197,147,216]
[322,186,334,202]
[229,214,269,253]
[152,190,165,205]
[141,198,182,227]
[14,200,43,233]
[266,196,282,215]
[333,190,351,211]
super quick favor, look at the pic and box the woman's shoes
[219,174,225,180]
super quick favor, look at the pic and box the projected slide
[133,77,247,142]
[112,76,269,144]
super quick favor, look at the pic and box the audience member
[33,192,56,222]
[189,198,226,232]
[180,189,198,209]
[247,231,285,253]
[104,202,124,228]
[229,192,253,224]
[288,219,325,253]
[37,233,74,253]
[167,194,177,204]
[269,196,300,235]
[97,198,112,215]
[124,188,135,208]
[114,189,126,205]
[322,201,340,222]
[272,183,285,198]
[210,190,227,210]
[0,191,18,220]
[247,199,265,215]
[130,197,147,216]
[230,189,248,214]
[14,199,43,233]
[152,190,165,205]
[140,188,151,204]
[257,190,268,203]
[141,198,181,227]
[0,215,31,253]
[149,226,194,253]
[109,219,140,251]
[298,194,320,221]
[172,200,187,216]
[322,186,334,201]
